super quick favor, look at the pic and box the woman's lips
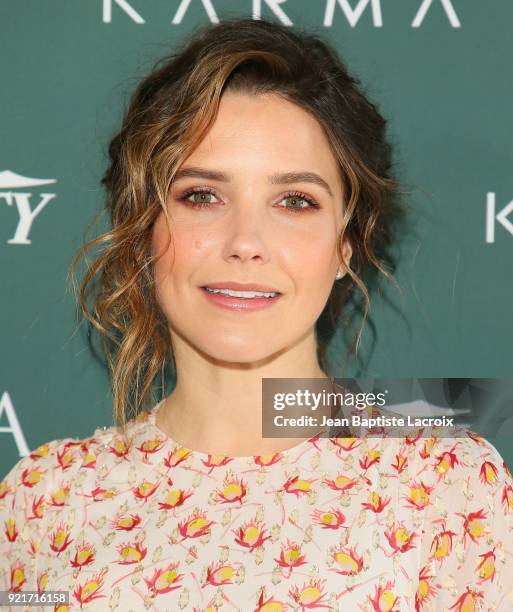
[199,287,283,311]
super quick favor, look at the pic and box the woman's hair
[68,17,406,437]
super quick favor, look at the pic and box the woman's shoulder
[0,420,131,507]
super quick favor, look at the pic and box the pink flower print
[289,577,330,609]
[401,480,434,511]
[108,436,130,459]
[361,491,392,514]
[144,562,184,596]
[49,521,73,554]
[448,586,484,611]
[132,479,160,502]
[204,561,240,586]
[9,561,26,592]
[232,517,271,552]
[70,543,96,568]
[163,446,190,468]
[384,523,418,554]
[178,509,215,540]
[455,507,489,545]
[282,474,317,497]
[479,460,499,486]
[136,437,165,461]
[212,472,247,504]
[415,565,439,610]
[368,579,400,611]
[323,473,357,493]
[311,507,346,530]
[111,513,142,531]
[329,544,364,576]
[274,540,307,569]
[72,567,108,605]
[115,539,148,564]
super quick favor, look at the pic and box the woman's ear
[341,240,353,270]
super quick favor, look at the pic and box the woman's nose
[221,203,270,264]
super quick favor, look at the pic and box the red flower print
[108,436,130,458]
[201,455,233,471]
[418,437,436,459]
[361,491,391,514]
[254,453,282,467]
[324,473,357,493]
[329,544,364,576]
[88,486,118,501]
[4,517,18,542]
[384,523,418,553]
[479,460,499,486]
[48,481,71,507]
[70,543,96,568]
[502,483,513,513]
[56,445,77,470]
[204,561,240,586]
[72,567,108,605]
[144,561,184,596]
[136,437,166,461]
[402,480,434,510]
[274,539,307,569]
[359,448,381,470]
[232,517,271,552]
[29,442,52,460]
[111,513,142,531]
[475,547,497,583]
[256,587,288,611]
[311,507,346,530]
[158,486,193,510]
[132,479,160,501]
[115,539,147,564]
[390,452,408,474]
[178,509,215,540]
[9,562,26,592]
[433,446,459,479]
[329,438,362,453]
[455,508,489,544]
[212,472,247,504]
[415,565,439,610]
[163,446,190,468]
[282,474,317,497]
[289,577,330,609]
[429,522,458,563]
[21,465,46,488]
[368,579,400,611]
[448,586,484,611]
[49,521,73,553]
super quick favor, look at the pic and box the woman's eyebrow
[173,166,333,198]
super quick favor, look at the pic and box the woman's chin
[197,341,285,366]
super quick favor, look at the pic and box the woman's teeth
[204,288,278,298]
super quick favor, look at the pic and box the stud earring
[335,268,343,280]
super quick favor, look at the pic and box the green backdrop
[1,0,512,476]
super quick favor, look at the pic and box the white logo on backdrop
[102,0,461,28]
[0,392,30,458]
[486,193,513,243]
[0,170,57,245]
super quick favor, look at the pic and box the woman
[1,17,512,611]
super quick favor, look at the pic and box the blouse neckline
[143,398,328,463]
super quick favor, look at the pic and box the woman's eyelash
[176,187,320,213]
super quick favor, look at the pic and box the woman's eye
[278,193,320,213]
[178,189,220,208]
[177,188,319,213]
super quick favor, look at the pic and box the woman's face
[152,91,351,363]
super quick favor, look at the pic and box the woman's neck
[155,336,329,456]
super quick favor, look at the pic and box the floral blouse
[1,400,513,611]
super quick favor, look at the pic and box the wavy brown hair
[68,17,407,438]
